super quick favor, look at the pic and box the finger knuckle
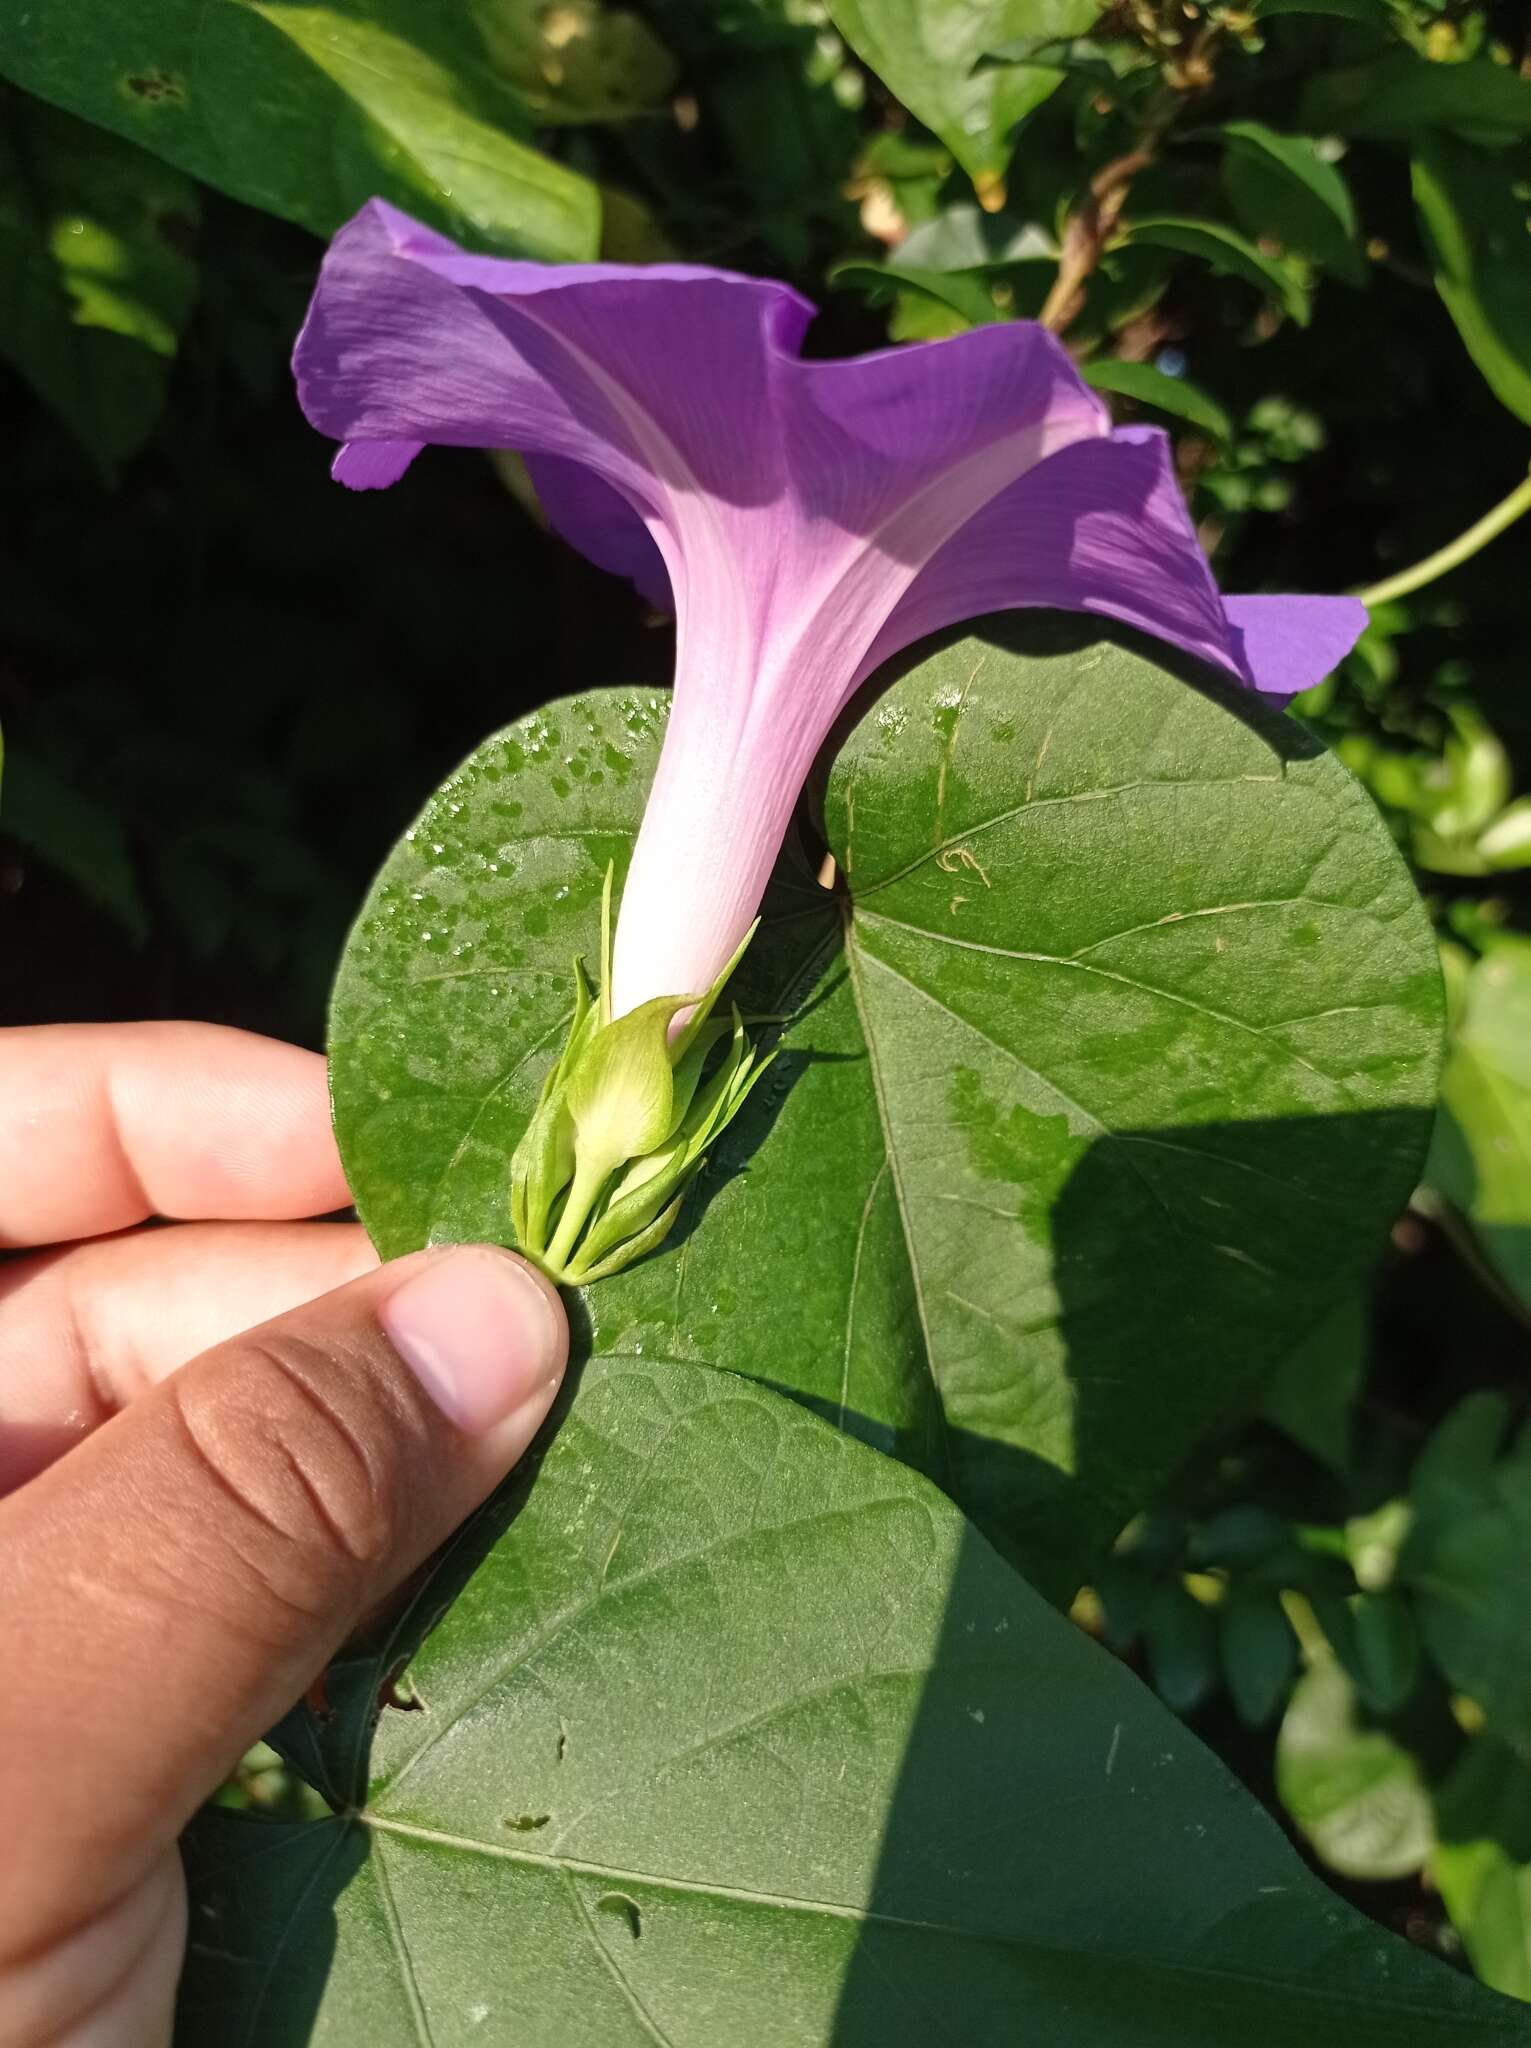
[169,1335,400,1592]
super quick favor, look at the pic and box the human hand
[0,1023,569,2046]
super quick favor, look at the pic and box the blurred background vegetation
[3,0,1531,2003]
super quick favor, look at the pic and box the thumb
[0,1243,567,1954]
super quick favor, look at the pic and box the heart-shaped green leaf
[330,618,1441,1598]
[181,1358,1527,2046]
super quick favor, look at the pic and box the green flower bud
[508,867,772,1285]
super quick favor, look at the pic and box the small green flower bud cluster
[511,869,772,1286]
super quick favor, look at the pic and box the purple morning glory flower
[295,199,1365,1022]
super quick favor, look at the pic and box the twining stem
[1354,466,1531,609]
[1038,18,1224,337]
[1039,145,1158,334]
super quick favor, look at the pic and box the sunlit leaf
[329,617,1441,1600]
[0,0,599,259]
[1277,1654,1436,1880]
[822,0,1102,191]
[1436,1737,1531,2005]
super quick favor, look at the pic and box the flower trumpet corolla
[295,200,1366,1280]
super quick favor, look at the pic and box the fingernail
[381,1247,566,1434]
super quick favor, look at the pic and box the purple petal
[297,207,1362,1017]
[858,427,1364,700]
[1221,594,1368,700]
[859,426,1233,682]
[333,438,422,489]
[524,455,672,610]
[295,199,812,528]
[297,201,1106,589]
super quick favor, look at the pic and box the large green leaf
[179,1358,1530,2045]
[1301,56,1531,150]
[1220,121,1366,287]
[0,88,197,470]
[822,0,1101,190]
[1427,938,1531,1311]
[1413,139,1531,432]
[0,0,599,259]
[330,617,1441,1598]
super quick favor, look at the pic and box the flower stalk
[1353,465,1531,610]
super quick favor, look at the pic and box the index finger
[0,1022,352,1247]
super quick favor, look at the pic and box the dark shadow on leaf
[178,1811,361,2042]
[822,609,1327,781]
[825,1105,1437,2043]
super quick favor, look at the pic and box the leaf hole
[380,1660,424,1712]
[596,1893,642,1941]
[122,67,187,104]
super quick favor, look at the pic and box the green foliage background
[5,0,1531,2013]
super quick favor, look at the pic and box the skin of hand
[0,1022,570,2047]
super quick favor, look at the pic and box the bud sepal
[510,869,772,1285]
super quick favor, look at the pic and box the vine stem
[1038,144,1158,334]
[1354,466,1531,609]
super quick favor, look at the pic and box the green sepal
[509,1082,575,1255]
[564,1011,777,1283]
[564,993,695,1175]
[551,955,597,1093]
[507,869,769,1284]
[570,1191,689,1286]
[671,918,759,1060]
